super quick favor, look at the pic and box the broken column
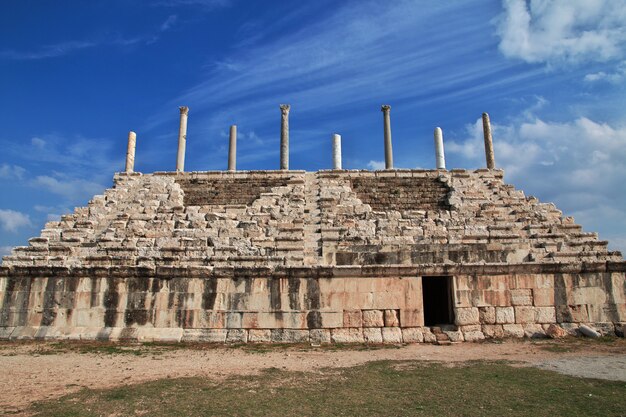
[280,104,290,170]
[482,112,495,169]
[382,105,393,169]
[332,134,342,170]
[176,106,189,172]
[125,131,136,173]
[434,127,445,169]
[228,125,237,171]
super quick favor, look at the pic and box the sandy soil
[1,339,625,415]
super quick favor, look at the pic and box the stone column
[332,133,342,170]
[228,125,237,171]
[482,112,495,169]
[125,131,136,173]
[434,127,446,169]
[176,106,189,172]
[382,105,393,169]
[280,104,290,170]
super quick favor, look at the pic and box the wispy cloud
[495,0,626,67]
[584,61,626,83]
[0,164,26,180]
[0,209,32,233]
[0,40,97,60]
[160,14,178,31]
[367,160,385,170]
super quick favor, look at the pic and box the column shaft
[125,131,136,173]
[482,112,495,169]
[176,106,189,172]
[228,125,237,171]
[382,105,393,169]
[332,134,342,170]
[434,127,446,169]
[280,104,290,170]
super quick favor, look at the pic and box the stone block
[443,329,464,342]
[481,324,504,339]
[514,306,536,324]
[535,307,556,324]
[532,288,555,306]
[560,322,580,336]
[319,312,343,328]
[463,330,485,342]
[384,310,400,327]
[400,309,423,327]
[382,327,403,343]
[545,324,567,338]
[343,310,362,327]
[362,310,384,327]
[310,329,331,344]
[422,328,437,343]
[401,327,424,343]
[0,327,16,340]
[182,329,227,343]
[523,324,546,339]
[455,307,479,326]
[137,328,183,342]
[271,329,309,343]
[363,328,383,343]
[248,329,272,343]
[226,329,248,343]
[478,306,496,324]
[555,305,589,323]
[502,324,525,338]
[510,289,533,306]
[331,328,364,343]
[495,307,515,324]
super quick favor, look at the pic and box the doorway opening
[422,276,454,326]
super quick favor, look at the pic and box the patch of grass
[28,360,626,417]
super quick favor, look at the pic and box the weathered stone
[545,324,567,339]
[514,306,536,324]
[579,324,600,338]
[310,329,331,344]
[401,327,424,343]
[362,310,384,327]
[363,327,383,343]
[343,310,362,328]
[502,324,525,338]
[381,327,403,343]
[271,329,309,343]
[481,324,504,339]
[226,329,248,343]
[462,330,485,342]
[495,307,515,324]
[522,324,546,338]
[535,307,556,323]
[455,307,480,325]
[383,309,400,327]
[478,306,496,324]
[331,328,364,343]
[248,329,272,343]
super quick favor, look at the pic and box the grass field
[28,359,626,417]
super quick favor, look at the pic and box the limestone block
[522,324,546,339]
[362,310,384,327]
[363,328,383,343]
[560,322,580,336]
[545,324,567,338]
[401,327,424,343]
[555,305,589,323]
[248,329,272,343]
[226,329,248,343]
[271,329,309,343]
[478,306,496,324]
[182,329,227,343]
[532,289,555,306]
[310,329,331,344]
[384,310,400,327]
[481,324,504,339]
[443,329,464,342]
[455,307,479,326]
[381,327,403,343]
[535,307,556,323]
[510,289,533,306]
[514,306,536,324]
[343,310,362,327]
[0,327,16,340]
[462,330,485,342]
[422,328,437,343]
[495,307,515,324]
[137,328,183,342]
[502,324,525,338]
[331,328,364,343]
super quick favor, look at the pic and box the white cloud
[160,15,178,31]
[447,105,626,255]
[0,246,13,258]
[31,175,105,204]
[496,0,626,66]
[0,209,32,233]
[584,61,626,83]
[367,160,386,170]
[0,164,26,180]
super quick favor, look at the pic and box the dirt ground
[1,338,625,415]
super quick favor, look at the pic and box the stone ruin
[0,106,624,344]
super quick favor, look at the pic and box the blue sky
[1,0,625,257]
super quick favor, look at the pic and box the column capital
[381,104,391,112]
[179,106,189,115]
[280,104,291,115]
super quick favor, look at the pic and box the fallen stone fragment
[545,324,567,339]
[579,325,600,338]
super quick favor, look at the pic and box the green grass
[27,360,626,417]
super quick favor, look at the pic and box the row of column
[124,106,497,173]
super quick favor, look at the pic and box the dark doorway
[422,276,454,326]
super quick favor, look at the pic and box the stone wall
[1,169,624,343]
